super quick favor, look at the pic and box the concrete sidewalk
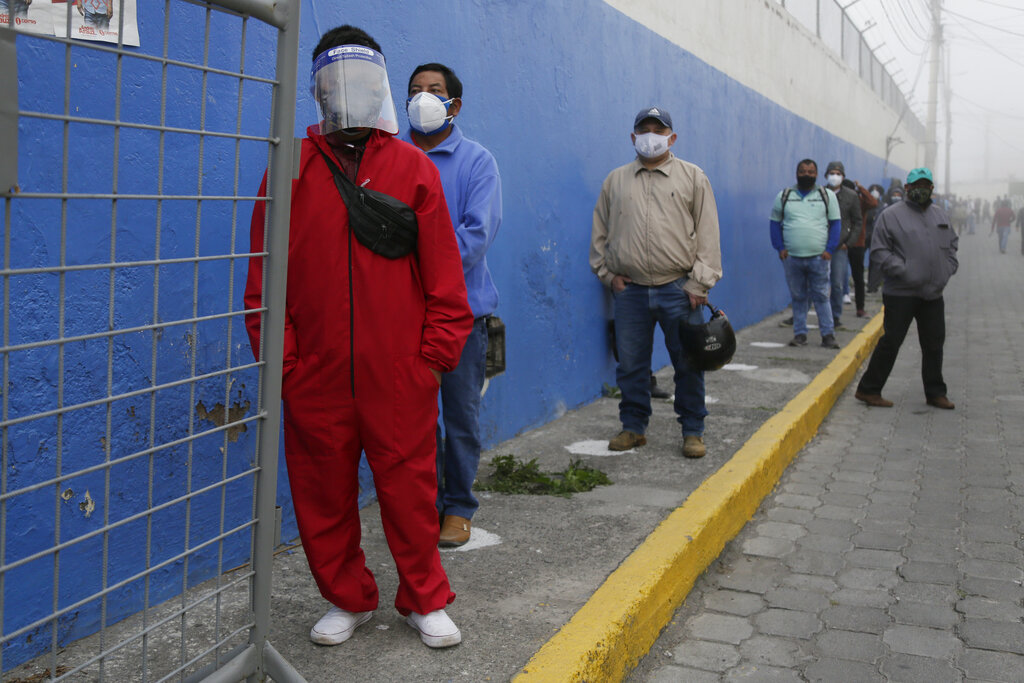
[629,233,1024,681]
[7,266,882,683]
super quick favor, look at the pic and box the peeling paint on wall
[78,491,95,518]
[194,400,251,442]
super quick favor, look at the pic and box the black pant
[857,294,947,399]
[848,246,866,311]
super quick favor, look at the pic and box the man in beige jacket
[590,107,723,458]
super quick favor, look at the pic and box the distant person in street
[591,106,723,459]
[850,179,878,318]
[1017,203,1024,255]
[245,25,472,650]
[401,62,502,548]
[855,167,958,410]
[770,159,841,349]
[823,162,862,328]
[867,183,902,293]
[991,199,1015,254]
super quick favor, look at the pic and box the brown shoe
[439,515,471,547]
[926,395,955,410]
[608,430,646,451]
[682,435,706,459]
[855,390,893,407]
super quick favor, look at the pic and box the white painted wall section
[603,0,922,171]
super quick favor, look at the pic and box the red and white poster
[52,0,139,46]
[0,0,54,34]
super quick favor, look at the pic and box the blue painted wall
[3,0,902,669]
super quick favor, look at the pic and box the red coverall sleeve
[243,171,298,373]
[416,173,473,372]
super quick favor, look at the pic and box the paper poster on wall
[52,0,139,46]
[1,0,55,34]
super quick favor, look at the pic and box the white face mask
[406,92,454,135]
[826,174,843,187]
[633,132,672,159]
[871,190,882,199]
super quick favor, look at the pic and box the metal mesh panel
[1,1,299,680]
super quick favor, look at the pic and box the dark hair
[796,158,817,173]
[312,25,382,62]
[869,183,884,194]
[408,62,463,99]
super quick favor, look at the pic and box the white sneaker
[843,294,852,304]
[310,606,373,645]
[406,609,462,648]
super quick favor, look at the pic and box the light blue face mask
[405,92,454,135]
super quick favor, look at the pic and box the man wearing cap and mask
[822,161,862,328]
[591,107,723,459]
[855,167,958,410]
[244,25,472,649]
[400,63,502,548]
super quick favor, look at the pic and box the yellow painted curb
[515,313,885,682]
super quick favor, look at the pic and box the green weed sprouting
[475,455,612,498]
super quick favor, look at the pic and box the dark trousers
[848,246,866,311]
[857,294,947,399]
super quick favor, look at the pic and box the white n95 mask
[827,174,843,187]
[406,92,454,135]
[634,132,671,159]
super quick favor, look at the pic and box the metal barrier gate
[1,1,302,680]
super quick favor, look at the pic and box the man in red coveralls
[244,25,472,649]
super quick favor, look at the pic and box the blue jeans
[829,247,850,324]
[436,317,488,519]
[613,278,707,437]
[997,226,1010,253]
[783,256,834,337]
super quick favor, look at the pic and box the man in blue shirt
[770,159,842,348]
[402,63,502,547]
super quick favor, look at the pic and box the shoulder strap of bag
[316,146,361,208]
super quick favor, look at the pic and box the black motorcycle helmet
[679,303,737,372]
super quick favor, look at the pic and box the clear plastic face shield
[310,45,399,135]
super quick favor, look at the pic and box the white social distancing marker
[442,527,502,552]
[750,341,786,348]
[722,363,758,371]
[565,439,633,457]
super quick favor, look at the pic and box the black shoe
[780,316,794,327]
[821,334,840,349]
[650,375,671,399]
[788,334,807,347]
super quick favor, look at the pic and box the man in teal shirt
[770,159,841,348]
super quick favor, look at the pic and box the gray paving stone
[959,558,1023,582]
[837,568,900,591]
[899,560,958,584]
[867,490,913,505]
[883,625,963,658]
[803,657,883,682]
[738,636,808,668]
[764,507,814,524]
[821,491,869,507]
[864,504,915,522]
[872,480,918,493]
[742,536,796,558]
[829,588,895,609]
[851,531,907,550]
[959,648,1024,683]
[814,629,884,661]
[833,471,876,484]
[908,513,961,530]
[685,613,754,645]
[670,640,741,672]
[784,549,844,576]
[763,587,830,613]
[647,665,720,683]
[959,524,1020,544]
[879,654,962,683]
[788,470,830,485]
[782,482,826,497]
[958,577,1024,602]
[827,480,873,495]
[723,664,803,682]
[804,518,859,537]
[959,619,1024,655]
[753,609,822,639]
[903,541,961,563]
[888,601,959,629]
[961,540,1023,563]
[821,605,890,634]
[773,493,820,510]
[753,521,807,541]
[893,581,959,604]
[814,504,867,520]
[703,590,765,617]
[845,549,905,570]
[955,597,1024,622]
[779,574,837,594]
[714,557,785,594]
[796,533,854,553]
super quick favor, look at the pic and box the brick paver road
[631,230,1024,682]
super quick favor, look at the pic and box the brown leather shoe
[855,390,893,408]
[682,435,706,459]
[926,395,955,410]
[608,430,646,451]
[439,515,471,547]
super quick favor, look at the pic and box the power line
[952,92,1024,122]
[945,13,1024,69]
[944,6,1024,39]
[970,0,1024,12]
[877,0,929,54]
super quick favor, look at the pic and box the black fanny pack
[317,147,418,259]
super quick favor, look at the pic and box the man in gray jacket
[823,161,862,328]
[855,167,958,409]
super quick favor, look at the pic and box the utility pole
[925,0,942,170]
